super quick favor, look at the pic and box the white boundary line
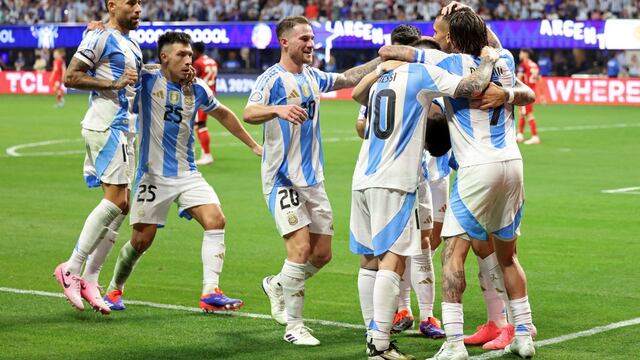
[4,122,640,158]
[2,286,640,357]
[601,186,640,195]
[0,287,362,329]
[469,317,640,359]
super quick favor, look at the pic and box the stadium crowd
[1,0,639,24]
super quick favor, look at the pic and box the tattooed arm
[332,57,383,90]
[378,45,416,62]
[452,47,499,98]
[64,57,137,91]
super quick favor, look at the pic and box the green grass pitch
[0,94,639,359]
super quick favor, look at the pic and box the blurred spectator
[607,55,620,78]
[305,0,319,20]
[628,54,640,78]
[33,54,46,72]
[14,51,25,71]
[222,51,244,70]
[538,51,552,76]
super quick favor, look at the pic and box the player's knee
[111,197,129,213]
[204,212,226,230]
[314,251,332,267]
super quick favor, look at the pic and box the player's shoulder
[255,64,285,87]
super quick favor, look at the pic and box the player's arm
[243,104,307,125]
[352,60,406,105]
[378,45,416,63]
[331,57,383,90]
[64,57,137,91]
[209,103,262,156]
[471,79,535,109]
[356,118,366,139]
[452,47,499,98]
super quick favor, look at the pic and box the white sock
[82,213,126,284]
[202,229,225,295]
[67,199,121,275]
[510,296,533,335]
[370,270,401,351]
[483,253,514,323]
[411,249,435,321]
[358,268,377,327]
[304,261,320,280]
[442,302,464,342]
[398,257,412,314]
[477,255,508,328]
[280,259,306,329]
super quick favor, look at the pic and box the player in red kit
[193,42,218,165]
[51,49,66,108]
[517,49,540,145]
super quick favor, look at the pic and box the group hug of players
[52,0,540,359]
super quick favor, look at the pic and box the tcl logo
[1,72,52,94]
[545,77,640,105]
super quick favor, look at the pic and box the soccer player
[517,49,540,145]
[53,0,142,314]
[102,31,262,312]
[243,16,384,346]
[50,49,66,108]
[380,9,537,359]
[350,41,500,359]
[192,41,219,165]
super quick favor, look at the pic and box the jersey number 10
[367,89,396,140]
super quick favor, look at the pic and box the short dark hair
[192,42,205,55]
[157,31,192,61]
[520,48,534,58]
[276,16,310,39]
[390,25,421,45]
[411,37,441,51]
[447,8,488,56]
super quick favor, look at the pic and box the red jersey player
[192,42,218,165]
[517,49,540,144]
[50,49,66,108]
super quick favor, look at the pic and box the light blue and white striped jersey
[246,63,338,194]
[74,28,142,133]
[422,150,452,182]
[136,69,219,177]
[414,48,522,168]
[352,63,462,192]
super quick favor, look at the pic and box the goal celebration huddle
[53,1,539,359]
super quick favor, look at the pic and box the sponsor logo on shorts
[423,216,433,225]
[418,277,434,285]
[137,209,145,217]
[287,212,298,226]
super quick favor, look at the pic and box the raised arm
[210,103,262,157]
[378,45,416,63]
[243,104,307,125]
[331,57,383,90]
[64,57,137,91]
[453,47,499,98]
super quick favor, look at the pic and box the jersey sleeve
[414,49,450,66]
[73,30,109,68]
[194,78,220,112]
[246,72,274,107]
[418,64,463,98]
[308,66,338,92]
[358,105,368,120]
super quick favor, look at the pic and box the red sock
[197,128,211,155]
[528,118,538,136]
[57,93,63,103]
[518,116,525,134]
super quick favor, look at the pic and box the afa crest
[302,84,311,97]
[169,91,180,105]
[287,212,298,226]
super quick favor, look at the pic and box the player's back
[136,69,219,177]
[76,28,142,133]
[194,54,217,90]
[418,49,521,168]
[352,63,460,192]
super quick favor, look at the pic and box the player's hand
[470,83,507,110]
[111,68,138,90]
[441,1,472,15]
[378,60,406,74]
[276,105,308,125]
[251,144,263,157]
[87,20,105,31]
[480,46,499,63]
[183,65,196,85]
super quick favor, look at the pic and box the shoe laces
[388,340,406,354]
[296,325,314,337]
[495,326,514,342]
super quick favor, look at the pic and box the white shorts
[350,188,421,257]
[82,128,135,188]
[264,182,334,237]
[417,180,434,231]
[442,160,524,241]
[429,176,449,223]
[130,172,219,226]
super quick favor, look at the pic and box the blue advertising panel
[0,19,634,50]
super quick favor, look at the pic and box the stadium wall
[3,71,639,106]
